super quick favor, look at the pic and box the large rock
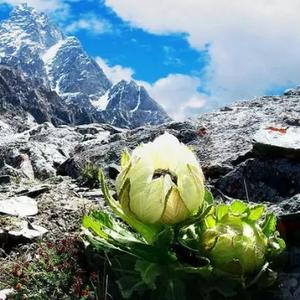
[0,196,38,217]
[61,94,300,217]
[0,122,113,180]
[253,125,300,159]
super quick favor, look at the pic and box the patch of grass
[79,163,101,189]
[0,237,102,300]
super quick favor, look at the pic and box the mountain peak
[115,80,138,89]
[10,3,46,25]
[12,3,35,14]
[3,3,64,49]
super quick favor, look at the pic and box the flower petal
[177,164,205,213]
[129,175,171,224]
[160,187,190,225]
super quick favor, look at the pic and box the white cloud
[65,14,112,34]
[104,0,300,107]
[145,74,206,121]
[96,57,135,84]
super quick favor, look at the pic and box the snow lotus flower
[197,201,285,275]
[116,132,205,225]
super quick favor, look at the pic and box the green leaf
[82,211,142,245]
[83,211,176,264]
[204,215,216,228]
[248,205,265,222]
[135,260,160,289]
[152,226,174,250]
[216,204,229,221]
[262,213,277,237]
[204,188,214,205]
[82,215,109,239]
[178,224,200,252]
[99,170,124,216]
[230,200,248,215]
[177,263,213,277]
[267,235,286,257]
[121,149,131,168]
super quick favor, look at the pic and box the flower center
[152,169,178,185]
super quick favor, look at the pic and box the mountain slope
[0,65,96,129]
[0,3,63,86]
[42,37,111,104]
[95,80,171,128]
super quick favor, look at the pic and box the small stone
[0,288,14,300]
[0,175,12,185]
[0,196,38,217]
[220,106,233,112]
[9,222,48,239]
[81,190,104,198]
[16,185,50,198]
[107,163,120,180]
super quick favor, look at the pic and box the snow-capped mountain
[0,4,171,128]
[0,3,111,102]
[42,36,111,104]
[0,3,63,86]
[94,80,170,128]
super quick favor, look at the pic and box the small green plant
[1,237,100,300]
[193,201,285,275]
[79,163,101,188]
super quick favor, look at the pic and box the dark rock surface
[0,65,75,127]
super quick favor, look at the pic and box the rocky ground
[0,91,299,299]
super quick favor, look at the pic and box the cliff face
[0,65,99,128]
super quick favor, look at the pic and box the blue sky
[58,0,209,84]
[0,0,299,120]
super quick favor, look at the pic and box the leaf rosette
[179,200,286,276]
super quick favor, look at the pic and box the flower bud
[116,133,205,225]
[198,201,284,275]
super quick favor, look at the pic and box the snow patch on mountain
[42,40,64,67]
[91,91,110,111]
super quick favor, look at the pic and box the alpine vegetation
[82,133,286,299]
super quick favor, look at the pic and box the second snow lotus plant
[82,133,286,299]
